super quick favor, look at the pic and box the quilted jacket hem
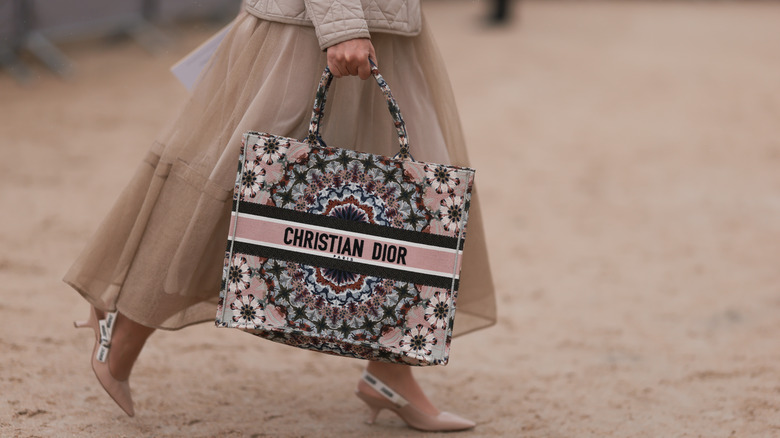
[244,0,421,50]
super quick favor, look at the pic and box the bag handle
[305,59,413,161]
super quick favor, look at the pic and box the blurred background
[1,1,779,437]
[0,0,241,79]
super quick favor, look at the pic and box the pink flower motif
[425,165,460,194]
[227,256,251,294]
[230,294,264,328]
[400,324,437,358]
[355,304,368,318]
[240,161,265,199]
[439,195,464,233]
[424,291,452,329]
[254,136,289,165]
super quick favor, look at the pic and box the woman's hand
[326,38,376,80]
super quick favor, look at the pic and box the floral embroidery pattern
[227,255,251,294]
[219,69,475,364]
[231,294,264,328]
[240,161,265,200]
[400,324,437,359]
[439,195,464,233]
[254,136,289,165]
[425,164,460,194]
[424,291,451,329]
[261,260,414,342]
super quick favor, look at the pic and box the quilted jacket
[244,0,421,50]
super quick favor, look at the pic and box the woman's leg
[102,311,155,381]
[76,307,155,416]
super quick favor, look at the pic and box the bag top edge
[242,131,477,174]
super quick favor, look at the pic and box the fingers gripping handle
[306,59,413,161]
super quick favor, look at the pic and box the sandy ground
[2,1,780,437]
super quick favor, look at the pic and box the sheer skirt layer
[64,13,496,337]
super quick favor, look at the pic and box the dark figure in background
[489,0,512,25]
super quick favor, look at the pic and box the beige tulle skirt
[64,12,496,337]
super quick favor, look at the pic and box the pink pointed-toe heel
[355,371,476,432]
[74,307,134,417]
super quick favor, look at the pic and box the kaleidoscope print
[217,66,475,366]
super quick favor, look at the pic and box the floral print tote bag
[216,63,475,366]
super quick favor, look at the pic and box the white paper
[170,23,233,91]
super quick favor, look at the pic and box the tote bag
[216,63,475,365]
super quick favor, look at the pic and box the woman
[66,0,496,431]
